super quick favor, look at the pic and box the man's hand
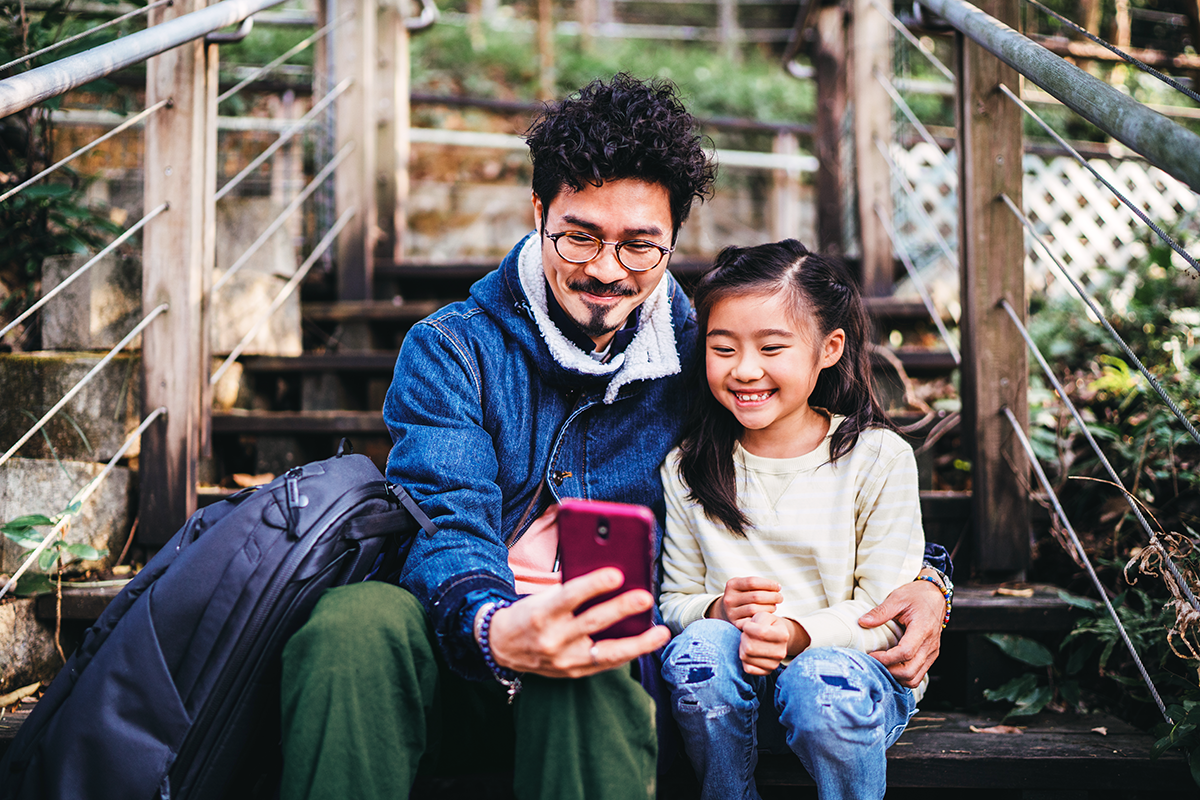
[738,612,790,675]
[859,577,946,687]
[487,567,670,678]
[707,576,783,630]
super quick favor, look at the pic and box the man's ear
[822,328,846,369]
[532,192,543,232]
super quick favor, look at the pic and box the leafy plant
[982,631,1082,719]
[1,503,107,577]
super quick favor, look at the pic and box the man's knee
[285,582,432,669]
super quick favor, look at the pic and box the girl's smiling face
[705,290,845,458]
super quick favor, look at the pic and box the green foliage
[982,631,1080,719]
[411,22,814,125]
[1,501,107,587]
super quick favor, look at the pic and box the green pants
[280,582,658,800]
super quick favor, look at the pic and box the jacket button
[551,470,572,487]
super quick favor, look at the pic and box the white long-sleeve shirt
[659,417,926,696]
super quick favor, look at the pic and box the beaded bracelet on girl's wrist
[475,600,523,703]
[915,575,953,629]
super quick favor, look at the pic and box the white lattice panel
[891,145,1200,301]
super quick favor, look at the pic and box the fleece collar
[516,233,681,404]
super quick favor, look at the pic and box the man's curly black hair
[526,73,716,241]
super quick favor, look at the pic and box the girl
[659,240,928,800]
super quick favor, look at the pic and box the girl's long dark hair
[677,239,896,537]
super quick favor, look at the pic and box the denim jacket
[384,233,699,680]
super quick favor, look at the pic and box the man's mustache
[568,277,638,298]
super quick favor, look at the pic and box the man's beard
[568,277,637,338]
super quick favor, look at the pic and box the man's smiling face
[534,178,674,351]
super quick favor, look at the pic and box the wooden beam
[955,0,1029,577]
[813,1,849,256]
[851,0,893,295]
[334,0,378,300]
[211,409,387,435]
[376,2,410,264]
[140,0,208,544]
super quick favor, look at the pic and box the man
[280,74,951,800]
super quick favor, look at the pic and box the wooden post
[334,0,378,301]
[578,0,595,53]
[851,0,892,296]
[537,0,555,101]
[377,0,410,264]
[597,0,614,26]
[141,0,209,543]
[199,40,218,459]
[814,1,849,256]
[719,0,740,62]
[955,0,1029,576]
[770,131,802,241]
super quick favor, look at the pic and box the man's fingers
[726,603,778,622]
[587,625,671,671]
[726,576,782,593]
[558,567,626,611]
[728,590,784,608]
[572,588,654,636]
[858,597,901,628]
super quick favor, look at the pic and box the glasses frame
[543,230,674,273]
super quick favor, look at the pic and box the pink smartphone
[557,498,655,640]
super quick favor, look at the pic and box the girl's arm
[784,436,926,654]
[657,457,721,634]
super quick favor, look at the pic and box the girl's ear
[821,328,846,369]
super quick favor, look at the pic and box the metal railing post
[140,0,211,543]
[334,0,378,300]
[955,0,1029,576]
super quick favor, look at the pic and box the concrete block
[212,197,302,357]
[0,597,59,694]
[0,352,141,461]
[0,458,131,575]
[41,251,142,351]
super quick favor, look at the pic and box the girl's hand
[738,612,791,675]
[708,576,783,629]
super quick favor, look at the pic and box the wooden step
[2,706,1186,793]
[757,709,1191,792]
[210,409,387,435]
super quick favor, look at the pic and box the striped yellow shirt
[659,416,927,696]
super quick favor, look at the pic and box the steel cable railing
[212,141,353,292]
[999,192,1200,448]
[874,203,962,364]
[0,0,176,74]
[0,303,169,470]
[217,10,352,104]
[874,139,959,270]
[0,203,169,341]
[213,76,351,202]
[0,405,167,602]
[1023,0,1200,107]
[210,205,356,386]
[997,83,1200,278]
[869,0,956,83]
[1001,405,1172,723]
[875,68,942,153]
[999,298,1200,612]
[0,100,170,203]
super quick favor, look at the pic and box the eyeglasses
[544,230,674,273]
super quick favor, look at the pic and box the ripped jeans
[661,619,916,800]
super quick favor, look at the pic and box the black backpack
[0,444,433,799]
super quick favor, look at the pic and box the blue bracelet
[477,601,523,703]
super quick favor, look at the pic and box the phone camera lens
[597,519,610,539]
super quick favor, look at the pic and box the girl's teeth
[736,391,771,402]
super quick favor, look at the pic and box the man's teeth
[735,391,773,402]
